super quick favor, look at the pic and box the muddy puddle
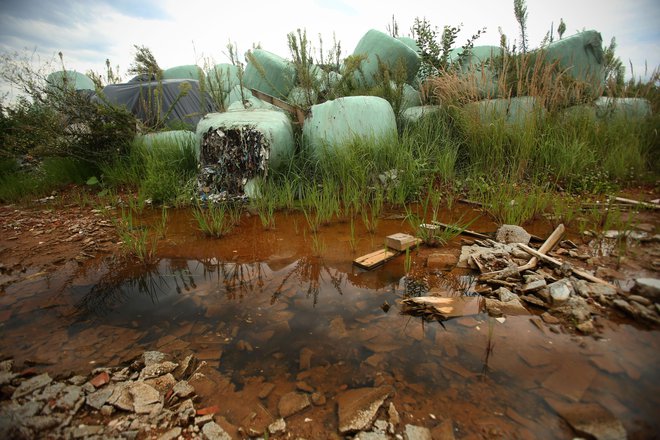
[1,207,658,438]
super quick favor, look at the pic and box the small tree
[513,0,528,53]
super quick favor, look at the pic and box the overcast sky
[0,0,658,93]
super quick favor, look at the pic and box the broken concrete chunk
[201,421,232,440]
[633,278,660,301]
[404,424,433,440]
[268,418,286,434]
[140,361,178,380]
[495,287,518,302]
[496,225,531,245]
[337,386,391,433]
[522,279,547,292]
[12,373,52,399]
[550,401,627,440]
[484,298,528,316]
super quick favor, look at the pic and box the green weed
[192,202,242,238]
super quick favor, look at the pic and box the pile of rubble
[410,224,660,332]
[0,351,232,440]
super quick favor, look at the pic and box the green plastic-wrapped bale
[162,65,203,81]
[243,49,296,100]
[206,63,239,92]
[401,105,443,125]
[448,46,502,98]
[351,29,421,86]
[137,130,199,157]
[540,30,604,90]
[464,97,543,127]
[401,84,422,111]
[397,36,420,55]
[594,97,652,120]
[46,70,95,91]
[303,96,396,156]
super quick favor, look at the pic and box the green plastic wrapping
[137,130,198,156]
[594,97,652,120]
[303,96,396,156]
[351,29,421,86]
[243,49,296,100]
[401,84,422,111]
[401,105,443,124]
[540,30,604,90]
[46,70,95,91]
[465,97,543,126]
[396,36,421,54]
[162,65,203,81]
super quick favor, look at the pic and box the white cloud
[1,0,658,92]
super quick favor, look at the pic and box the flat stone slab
[278,391,310,418]
[545,399,627,440]
[337,386,391,433]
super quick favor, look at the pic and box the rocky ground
[0,191,659,439]
[0,350,437,440]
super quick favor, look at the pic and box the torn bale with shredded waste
[198,126,269,201]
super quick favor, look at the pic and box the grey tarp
[95,79,213,127]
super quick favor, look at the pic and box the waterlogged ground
[1,204,659,438]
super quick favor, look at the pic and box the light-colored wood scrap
[385,233,421,251]
[353,248,398,270]
[614,196,660,210]
[517,244,616,287]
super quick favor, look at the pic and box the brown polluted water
[1,207,658,438]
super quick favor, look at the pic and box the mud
[0,196,659,438]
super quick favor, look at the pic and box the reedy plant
[192,202,242,238]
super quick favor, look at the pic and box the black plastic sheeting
[94,79,214,128]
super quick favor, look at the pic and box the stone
[427,253,458,271]
[628,294,651,306]
[55,385,83,410]
[0,371,17,386]
[108,383,133,411]
[23,415,60,432]
[329,317,349,338]
[172,380,195,399]
[296,381,314,393]
[12,373,52,399]
[484,297,528,316]
[129,382,161,414]
[173,354,196,380]
[258,382,275,399]
[337,386,391,433]
[540,312,560,324]
[86,387,113,410]
[547,401,626,440]
[159,427,182,440]
[633,278,660,301]
[356,432,389,440]
[522,279,546,292]
[431,419,455,440]
[548,280,572,304]
[278,392,310,418]
[496,225,531,245]
[576,320,595,334]
[140,361,178,380]
[299,347,313,370]
[202,421,232,440]
[146,373,176,394]
[268,418,286,434]
[388,402,400,426]
[100,405,114,416]
[495,287,518,302]
[404,424,433,440]
[195,414,214,425]
[71,424,105,438]
[587,283,618,297]
[311,392,326,406]
[143,351,167,367]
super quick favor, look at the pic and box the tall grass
[192,202,242,238]
[101,136,197,205]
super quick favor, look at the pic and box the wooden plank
[354,248,398,270]
[613,196,660,210]
[249,89,307,124]
[431,221,491,240]
[386,233,421,251]
[517,244,615,287]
